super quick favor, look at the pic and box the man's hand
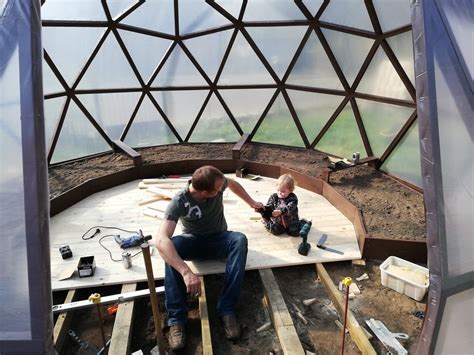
[250,200,264,210]
[182,269,201,296]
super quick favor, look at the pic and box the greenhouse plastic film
[0,0,53,352]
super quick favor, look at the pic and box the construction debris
[335,319,349,333]
[352,259,366,266]
[303,298,318,306]
[256,322,272,333]
[356,273,369,281]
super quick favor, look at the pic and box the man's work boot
[168,324,186,350]
[221,314,241,340]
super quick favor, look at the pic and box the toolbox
[77,256,96,278]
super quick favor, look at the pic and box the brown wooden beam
[112,140,142,166]
[232,133,250,159]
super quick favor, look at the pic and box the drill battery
[59,245,73,259]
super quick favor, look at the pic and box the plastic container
[380,256,429,301]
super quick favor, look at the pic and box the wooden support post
[259,269,305,355]
[199,276,213,355]
[109,283,137,355]
[142,243,166,354]
[53,289,77,352]
[112,139,142,166]
[232,133,250,160]
[315,263,376,355]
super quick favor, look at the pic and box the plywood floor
[50,175,361,291]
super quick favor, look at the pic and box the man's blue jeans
[165,230,248,326]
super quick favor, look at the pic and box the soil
[50,143,427,354]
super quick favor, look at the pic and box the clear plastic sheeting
[0,0,52,352]
[434,289,474,355]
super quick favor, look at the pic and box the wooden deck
[50,175,361,291]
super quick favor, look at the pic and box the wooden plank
[259,269,305,355]
[315,263,376,355]
[199,277,213,355]
[232,133,250,159]
[50,177,361,290]
[109,283,137,355]
[53,289,77,352]
[112,140,142,166]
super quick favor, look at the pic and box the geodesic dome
[40,0,421,185]
[0,0,472,353]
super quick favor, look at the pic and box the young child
[260,174,306,236]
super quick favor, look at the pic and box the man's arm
[155,219,201,296]
[227,178,264,209]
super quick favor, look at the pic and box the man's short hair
[192,165,224,192]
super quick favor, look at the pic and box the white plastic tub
[380,256,429,301]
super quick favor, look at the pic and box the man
[155,165,263,350]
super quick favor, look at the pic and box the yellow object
[88,293,101,304]
[342,277,352,287]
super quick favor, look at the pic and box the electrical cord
[81,226,138,240]
[98,235,143,262]
[81,226,146,262]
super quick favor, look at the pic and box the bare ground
[50,143,427,354]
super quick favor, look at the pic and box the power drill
[297,220,312,256]
[115,230,152,249]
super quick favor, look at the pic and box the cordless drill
[115,230,152,249]
[297,220,312,256]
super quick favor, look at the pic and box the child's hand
[272,210,282,217]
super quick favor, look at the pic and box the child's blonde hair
[276,174,295,191]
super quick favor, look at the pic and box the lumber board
[50,176,361,290]
[259,269,305,355]
[146,186,175,199]
[53,289,77,352]
[109,283,137,355]
[315,263,376,355]
[199,277,213,355]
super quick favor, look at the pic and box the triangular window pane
[357,99,414,157]
[119,30,172,82]
[124,96,178,148]
[322,29,374,85]
[357,47,411,100]
[107,0,136,20]
[287,90,344,142]
[77,34,141,89]
[42,26,105,86]
[189,94,240,143]
[381,121,421,187]
[219,32,275,85]
[315,102,365,159]
[247,26,307,79]
[386,31,415,86]
[41,1,106,20]
[51,101,111,164]
[320,0,373,31]
[79,92,142,140]
[215,0,242,19]
[302,0,324,17]
[244,0,306,21]
[44,97,67,148]
[287,32,343,90]
[219,89,276,134]
[42,59,64,94]
[179,2,232,34]
[120,0,174,35]
[373,0,411,32]
[184,30,232,82]
[151,90,209,140]
[253,93,305,147]
[152,45,208,87]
